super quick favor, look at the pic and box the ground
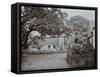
[21,52,71,71]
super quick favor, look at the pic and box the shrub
[67,43,95,67]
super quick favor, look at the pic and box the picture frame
[11,2,98,74]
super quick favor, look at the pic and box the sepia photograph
[20,5,96,71]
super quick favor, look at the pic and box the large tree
[70,16,89,33]
[67,16,95,67]
[21,6,67,48]
[70,16,90,43]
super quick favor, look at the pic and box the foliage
[66,16,95,67]
[70,15,89,33]
[67,43,95,67]
[21,6,68,48]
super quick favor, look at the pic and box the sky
[61,8,95,20]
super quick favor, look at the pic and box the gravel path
[21,53,71,71]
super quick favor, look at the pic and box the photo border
[16,2,98,74]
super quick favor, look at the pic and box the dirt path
[21,53,71,71]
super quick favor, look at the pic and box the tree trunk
[21,30,32,49]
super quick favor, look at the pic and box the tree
[71,16,89,31]
[70,16,89,43]
[67,16,95,67]
[21,6,67,48]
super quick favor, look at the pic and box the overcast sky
[61,9,95,20]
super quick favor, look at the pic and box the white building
[40,33,70,51]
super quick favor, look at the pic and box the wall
[0,0,99,77]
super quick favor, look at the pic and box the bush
[67,43,95,67]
